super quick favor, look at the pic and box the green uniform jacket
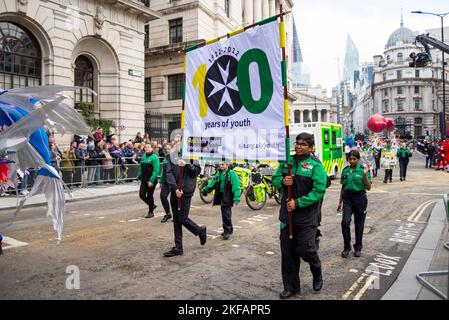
[137,153,160,184]
[159,156,169,184]
[204,169,241,204]
[397,147,413,158]
[340,164,371,192]
[273,155,327,226]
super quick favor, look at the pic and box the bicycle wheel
[274,187,282,204]
[245,184,267,210]
[199,179,214,204]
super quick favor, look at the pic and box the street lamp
[412,10,449,139]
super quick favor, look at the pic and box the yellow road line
[353,275,378,300]
[342,273,367,300]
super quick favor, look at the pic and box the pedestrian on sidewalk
[137,144,160,218]
[164,155,207,257]
[159,143,174,223]
[202,162,241,240]
[397,142,413,181]
[272,132,326,299]
[337,150,372,258]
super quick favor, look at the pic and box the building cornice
[110,0,162,21]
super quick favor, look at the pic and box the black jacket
[166,160,201,197]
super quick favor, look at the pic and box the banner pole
[279,4,293,239]
[178,54,187,211]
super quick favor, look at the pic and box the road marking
[413,201,436,222]
[349,269,358,273]
[407,200,435,221]
[128,218,143,222]
[2,236,28,250]
[97,217,105,219]
[266,251,274,255]
[119,220,126,223]
[84,213,91,216]
[342,274,367,300]
[353,275,378,300]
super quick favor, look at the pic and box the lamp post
[412,10,448,138]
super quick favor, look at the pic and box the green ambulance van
[289,122,344,179]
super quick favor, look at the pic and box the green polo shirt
[340,164,371,192]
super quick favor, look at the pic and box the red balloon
[367,114,386,133]
[385,118,395,132]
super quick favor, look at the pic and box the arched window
[303,110,310,123]
[321,110,327,122]
[414,117,423,138]
[74,55,94,107]
[0,22,41,89]
[312,109,318,122]
[397,52,403,63]
[294,110,301,123]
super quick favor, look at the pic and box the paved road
[0,154,447,299]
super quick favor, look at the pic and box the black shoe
[383,180,387,184]
[163,247,183,257]
[313,275,323,292]
[389,179,392,183]
[199,226,207,246]
[279,290,299,299]
[341,249,350,258]
[354,250,362,257]
[161,214,172,223]
[221,233,230,240]
[400,178,403,181]
[145,211,154,219]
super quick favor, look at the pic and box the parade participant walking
[202,162,241,240]
[337,150,372,258]
[424,141,434,168]
[397,142,413,181]
[273,132,327,299]
[159,143,173,223]
[164,155,207,257]
[137,144,160,218]
[382,140,394,183]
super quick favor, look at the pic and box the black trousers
[425,156,433,168]
[170,194,202,250]
[399,158,409,179]
[221,206,233,235]
[384,169,393,181]
[160,183,171,214]
[341,191,368,251]
[139,181,156,211]
[280,225,322,292]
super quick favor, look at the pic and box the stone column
[243,0,253,26]
[262,0,270,19]
[253,0,262,23]
[269,0,276,16]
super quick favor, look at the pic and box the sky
[293,0,449,95]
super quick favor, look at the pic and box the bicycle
[197,162,217,204]
[245,164,281,210]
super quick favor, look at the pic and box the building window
[397,52,403,63]
[433,100,436,111]
[169,18,182,44]
[321,110,327,122]
[144,25,149,49]
[414,86,420,94]
[144,77,151,102]
[168,74,183,100]
[397,70,402,80]
[224,0,230,17]
[414,117,422,137]
[138,0,150,6]
[74,55,94,107]
[383,73,387,81]
[0,22,42,89]
[383,100,389,113]
[397,86,403,94]
[303,110,310,122]
[294,110,301,123]
[397,99,404,112]
[312,109,318,122]
[414,99,421,111]
[415,69,420,78]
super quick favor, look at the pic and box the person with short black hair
[273,132,327,299]
[137,144,160,218]
[337,150,372,258]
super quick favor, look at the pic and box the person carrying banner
[164,156,207,257]
[273,132,327,299]
[137,144,160,218]
[337,150,372,258]
[381,140,395,183]
[397,142,413,181]
[202,162,241,240]
[159,143,173,223]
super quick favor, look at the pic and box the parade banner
[360,150,375,168]
[380,149,398,169]
[183,20,285,161]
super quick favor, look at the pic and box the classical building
[144,0,295,141]
[0,0,160,142]
[350,20,449,139]
[291,86,337,125]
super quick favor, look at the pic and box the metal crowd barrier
[416,193,449,300]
